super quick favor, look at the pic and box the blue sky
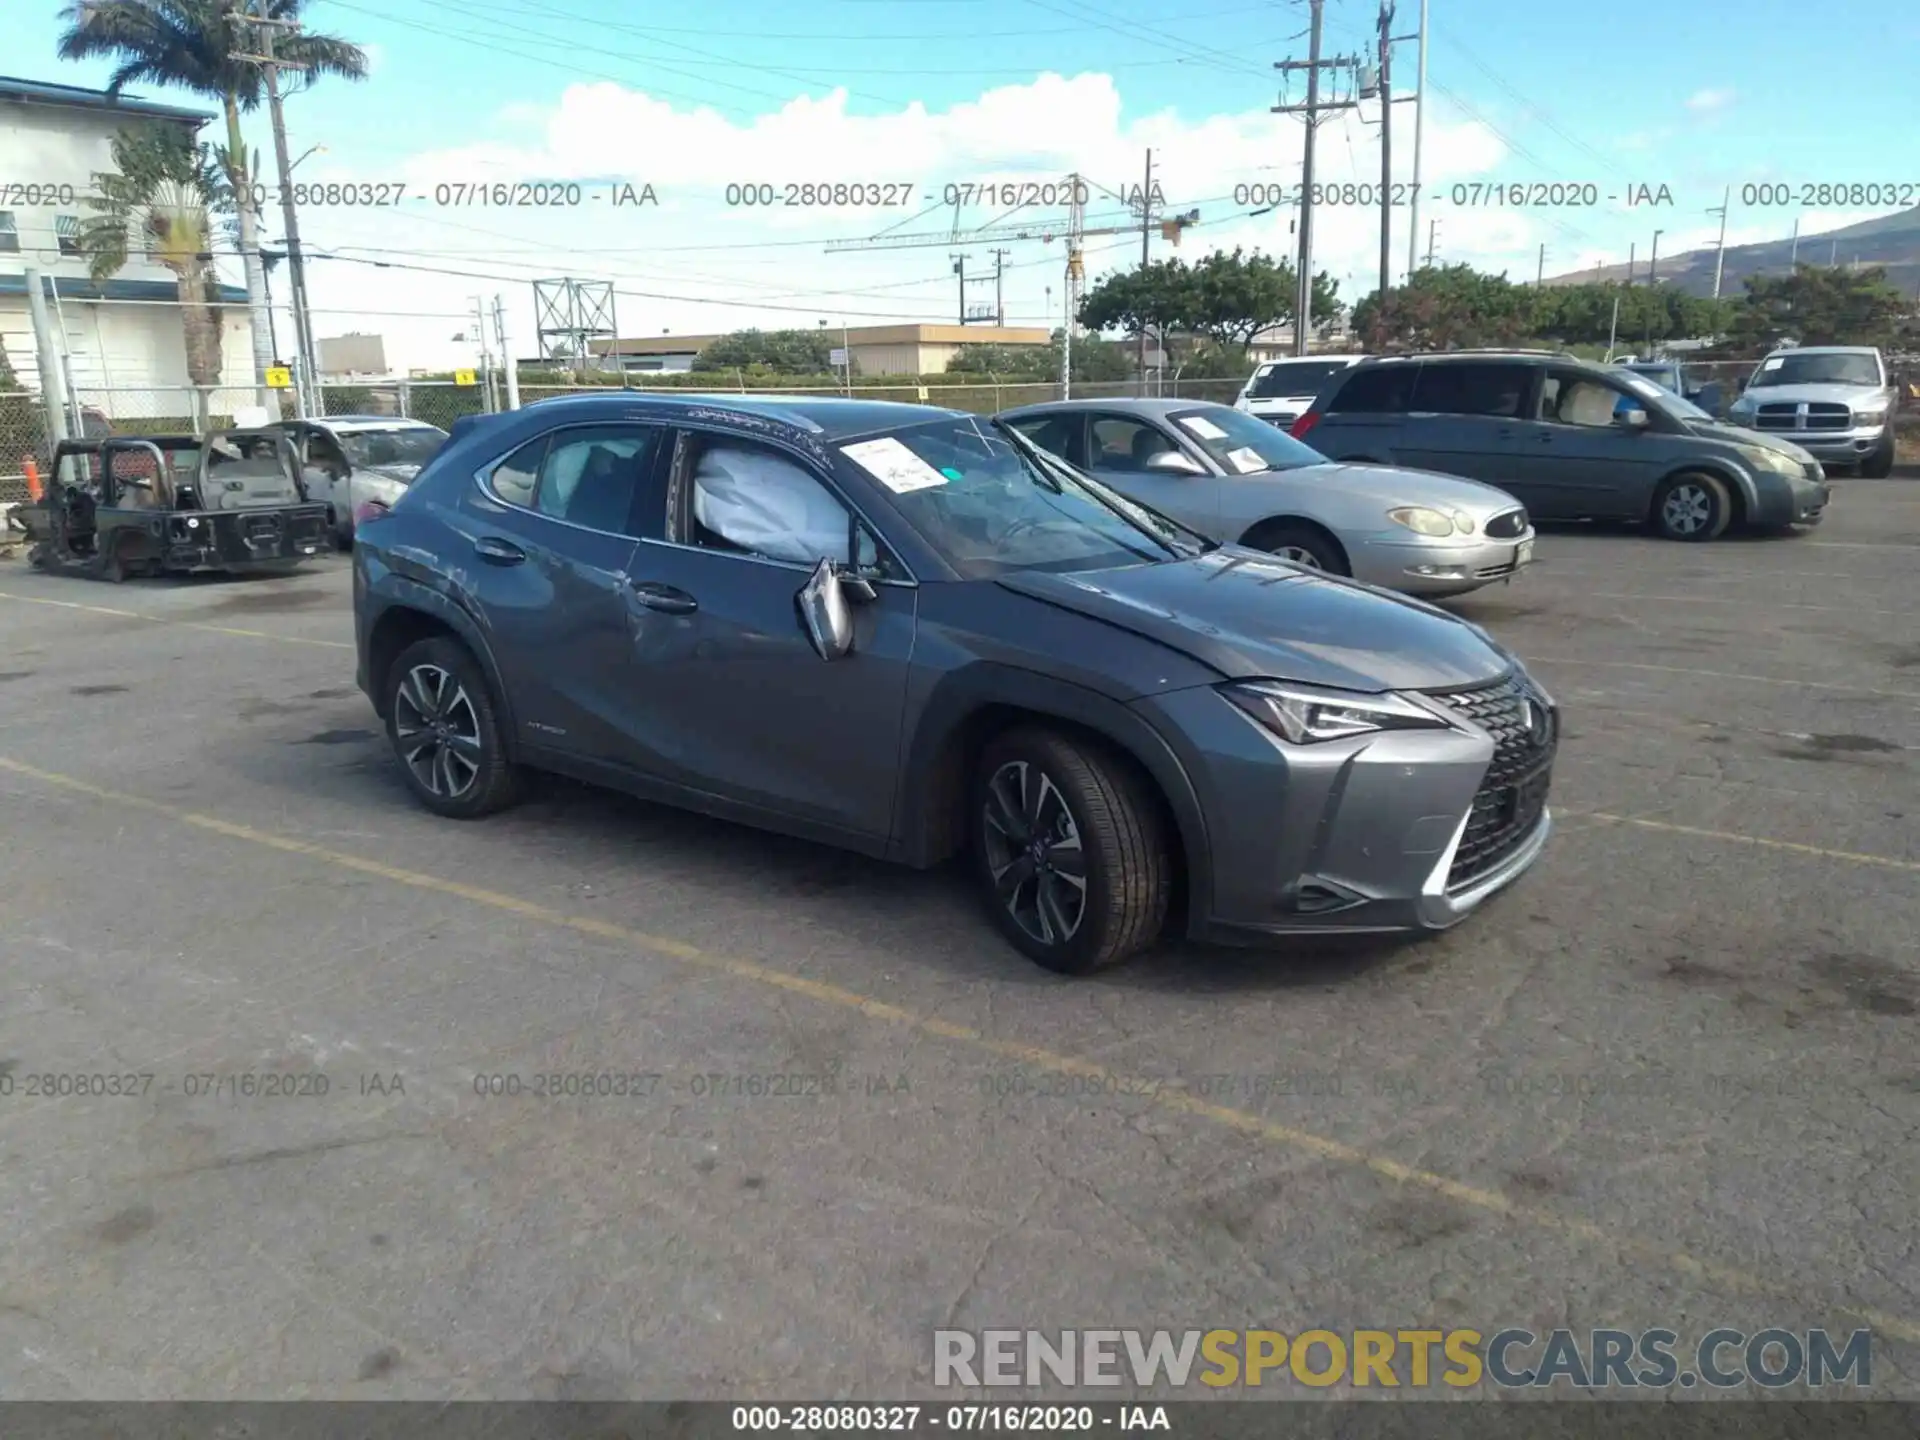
[18,0,1920,366]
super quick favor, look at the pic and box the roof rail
[1360,346,1577,360]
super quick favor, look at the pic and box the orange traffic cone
[23,457,42,502]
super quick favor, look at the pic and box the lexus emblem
[1525,699,1552,747]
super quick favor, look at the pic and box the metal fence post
[399,381,410,420]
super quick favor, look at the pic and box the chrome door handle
[630,582,697,614]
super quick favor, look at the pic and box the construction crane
[824,174,1198,396]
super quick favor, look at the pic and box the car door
[1397,362,1543,505]
[288,424,342,513]
[610,428,916,846]
[1079,412,1223,533]
[1529,368,1668,518]
[461,421,667,766]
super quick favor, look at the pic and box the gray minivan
[1290,351,1831,542]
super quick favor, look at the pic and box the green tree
[1728,264,1910,350]
[945,342,1053,379]
[1352,264,1539,349]
[1186,247,1340,351]
[690,328,836,374]
[58,0,369,400]
[1078,258,1197,364]
[78,124,230,386]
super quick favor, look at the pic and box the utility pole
[1405,0,1428,278]
[1709,185,1730,299]
[1137,147,1154,393]
[1627,241,1636,285]
[1375,0,1394,303]
[951,255,966,325]
[991,248,1009,326]
[1829,238,1838,266]
[1424,218,1439,267]
[492,294,519,411]
[255,17,315,417]
[1536,243,1546,287]
[1789,217,1800,268]
[225,3,287,411]
[1275,2,1361,355]
[1648,230,1663,286]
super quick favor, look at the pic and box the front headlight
[1853,406,1888,426]
[1222,679,1453,744]
[1387,506,1456,537]
[1737,444,1800,476]
[1451,510,1476,535]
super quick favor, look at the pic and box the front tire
[383,636,521,818]
[1246,520,1350,574]
[1651,472,1732,542]
[970,729,1170,974]
[1862,438,1896,479]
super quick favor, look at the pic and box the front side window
[1411,362,1532,418]
[1088,415,1179,472]
[839,415,1205,580]
[688,438,853,566]
[1169,406,1322,474]
[1327,365,1417,414]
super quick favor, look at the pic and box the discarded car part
[17,430,331,581]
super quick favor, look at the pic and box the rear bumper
[153,504,331,570]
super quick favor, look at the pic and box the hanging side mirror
[796,557,855,661]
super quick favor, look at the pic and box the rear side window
[1326,365,1417,414]
[1411,362,1532,418]
[488,436,546,507]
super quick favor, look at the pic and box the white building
[0,74,256,415]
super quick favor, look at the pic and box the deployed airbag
[693,446,846,565]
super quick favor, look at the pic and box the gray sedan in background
[1000,398,1536,598]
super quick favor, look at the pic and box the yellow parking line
[3,751,1919,1345]
[1527,655,1920,702]
[1586,812,1920,872]
[0,589,352,650]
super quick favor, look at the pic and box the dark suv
[1291,351,1830,541]
[352,393,1558,974]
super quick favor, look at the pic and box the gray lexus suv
[352,393,1557,974]
[1292,351,1830,541]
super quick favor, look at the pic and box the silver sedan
[999,397,1536,597]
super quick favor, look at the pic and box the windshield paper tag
[1178,415,1228,440]
[1760,357,1783,370]
[840,437,950,494]
[1226,446,1266,474]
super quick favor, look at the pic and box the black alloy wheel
[385,636,521,817]
[971,729,1169,974]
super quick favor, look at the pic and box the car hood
[1280,461,1525,519]
[1738,382,1890,408]
[995,549,1515,693]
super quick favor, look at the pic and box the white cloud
[289,74,1521,369]
[1685,88,1734,113]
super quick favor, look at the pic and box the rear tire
[970,729,1170,975]
[1246,520,1350,574]
[1651,473,1732,542]
[383,636,522,819]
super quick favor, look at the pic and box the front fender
[892,662,1213,931]
[1656,459,1760,521]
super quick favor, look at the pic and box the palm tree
[57,0,368,404]
[79,124,229,388]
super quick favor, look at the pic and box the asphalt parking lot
[0,480,1915,1403]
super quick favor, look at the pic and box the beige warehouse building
[597,324,1051,377]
